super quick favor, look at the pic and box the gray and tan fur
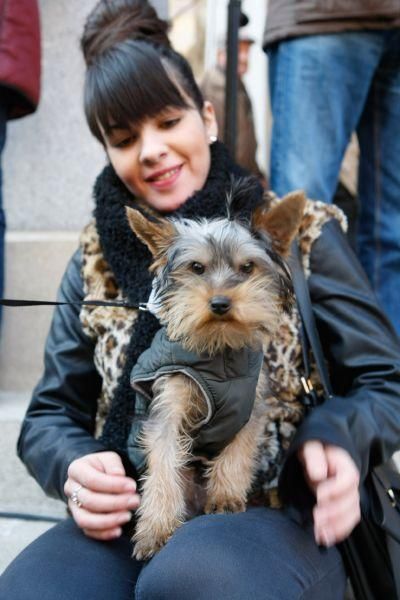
[125,184,306,560]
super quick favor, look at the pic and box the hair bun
[81,0,171,65]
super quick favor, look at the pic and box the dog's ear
[252,190,306,257]
[125,207,176,257]
[227,175,263,224]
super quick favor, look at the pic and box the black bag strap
[289,241,333,399]
[388,536,400,596]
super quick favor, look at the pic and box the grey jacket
[128,327,264,471]
[264,0,400,48]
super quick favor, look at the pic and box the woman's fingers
[82,527,124,541]
[65,482,140,513]
[314,486,361,545]
[315,445,359,505]
[66,452,137,495]
[298,442,361,546]
[64,452,140,538]
[92,451,127,476]
[311,445,360,545]
[316,465,359,505]
[69,503,132,532]
[298,440,328,493]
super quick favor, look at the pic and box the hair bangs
[84,40,190,143]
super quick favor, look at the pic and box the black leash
[0,298,148,310]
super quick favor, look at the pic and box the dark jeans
[0,101,6,328]
[0,509,346,600]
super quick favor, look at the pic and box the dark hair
[81,0,204,144]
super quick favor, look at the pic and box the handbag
[289,241,400,600]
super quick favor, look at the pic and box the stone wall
[0,0,167,391]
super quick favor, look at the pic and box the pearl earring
[209,135,218,144]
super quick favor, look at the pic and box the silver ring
[70,485,84,508]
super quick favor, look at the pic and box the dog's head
[126,182,305,354]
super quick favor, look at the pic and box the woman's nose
[139,128,168,164]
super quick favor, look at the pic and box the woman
[1,1,399,598]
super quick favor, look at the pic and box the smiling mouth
[146,166,182,183]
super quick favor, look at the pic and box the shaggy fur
[125,187,305,559]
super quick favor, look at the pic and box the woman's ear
[202,101,218,141]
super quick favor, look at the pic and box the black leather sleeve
[279,219,400,513]
[17,250,107,502]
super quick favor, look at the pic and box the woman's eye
[240,261,254,274]
[190,262,205,275]
[162,118,181,129]
[114,136,135,149]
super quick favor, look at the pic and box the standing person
[0,1,399,598]
[264,1,400,335]
[0,0,41,330]
[200,16,266,183]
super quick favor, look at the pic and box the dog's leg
[204,373,268,514]
[133,374,204,560]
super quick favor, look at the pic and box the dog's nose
[209,295,231,315]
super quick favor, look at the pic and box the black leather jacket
[17,219,400,510]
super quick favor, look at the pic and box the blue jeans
[0,510,346,599]
[0,101,6,329]
[268,31,400,335]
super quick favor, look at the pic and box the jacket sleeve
[279,219,400,512]
[17,249,107,502]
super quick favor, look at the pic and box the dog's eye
[191,262,205,275]
[240,261,254,274]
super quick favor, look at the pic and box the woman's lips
[145,165,183,189]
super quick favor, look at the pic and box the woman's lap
[136,507,346,600]
[0,509,346,600]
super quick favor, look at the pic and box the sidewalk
[0,392,65,574]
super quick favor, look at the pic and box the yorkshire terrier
[125,181,306,560]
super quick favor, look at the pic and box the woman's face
[103,101,218,212]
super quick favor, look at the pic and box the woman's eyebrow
[159,105,184,116]
[104,123,128,135]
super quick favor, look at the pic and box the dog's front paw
[133,536,165,561]
[204,494,246,514]
[132,516,182,561]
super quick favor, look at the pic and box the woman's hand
[298,441,361,547]
[64,451,140,541]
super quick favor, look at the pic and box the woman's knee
[134,510,347,600]
[135,514,248,600]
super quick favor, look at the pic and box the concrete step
[0,232,80,573]
[0,392,66,574]
[0,232,79,391]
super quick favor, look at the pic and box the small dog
[125,182,306,560]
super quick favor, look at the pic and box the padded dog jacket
[128,327,264,471]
